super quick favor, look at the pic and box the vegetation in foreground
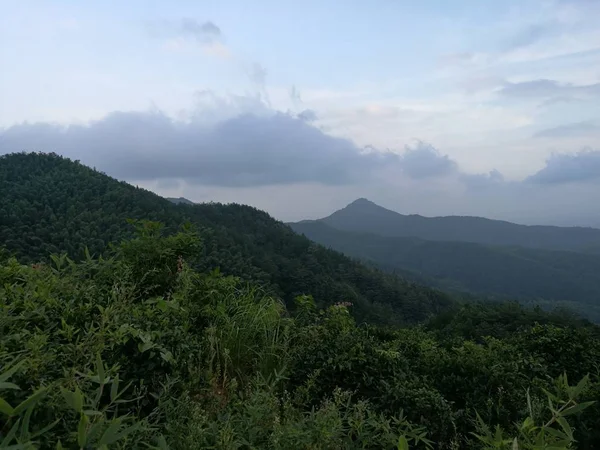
[1,222,599,449]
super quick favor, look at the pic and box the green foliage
[1,225,599,448]
[0,357,154,449]
[473,374,596,449]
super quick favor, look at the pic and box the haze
[1,0,600,225]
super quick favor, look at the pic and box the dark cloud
[399,142,458,179]
[534,121,600,138]
[0,111,393,187]
[527,149,600,184]
[180,19,221,43]
[0,109,467,188]
[297,109,318,122]
[499,79,600,100]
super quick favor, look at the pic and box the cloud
[498,79,600,100]
[460,169,505,190]
[187,90,271,124]
[289,85,302,105]
[504,20,565,52]
[149,18,222,44]
[0,108,395,187]
[537,96,584,108]
[247,63,270,105]
[148,18,230,58]
[503,22,560,51]
[534,121,600,138]
[399,142,458,179]
[527,149,600,184]
[442,52,477,64]
[297,109,318,122]
[179,19,221,43]
[499,79,565,98]
[248,63,267,86]
[461,75,506,94]
[0,98,477,189]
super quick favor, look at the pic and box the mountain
[320,198,600,252]
[166,196,195,205]
[290,220,600,321]
[0,152,452,325]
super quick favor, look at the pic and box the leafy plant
[473,373,596,449]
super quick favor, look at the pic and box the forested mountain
[318,198,600,252]
[0,152,452,325]
[290,220,600,322]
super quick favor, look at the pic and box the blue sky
[1,0,600,223]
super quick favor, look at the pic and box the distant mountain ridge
[289,199,600,321]
[319,198,600,253]
[166,197,195,205]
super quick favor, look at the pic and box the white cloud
[161,38,232,59]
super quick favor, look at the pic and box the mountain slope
[0,152,452,324]
[290,220,600,321]
[321,198,600,252]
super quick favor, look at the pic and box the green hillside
[0,152,452,325]
[320,198,600,252]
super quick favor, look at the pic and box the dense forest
[290,221,600,322]
[1,153,600,448]
[0,152,453,325]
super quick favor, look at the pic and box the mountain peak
[343,198,396,215]
[349,198,377,207]
[320,196,600,252]
[322,198,402,225]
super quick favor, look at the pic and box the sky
[1,0,600,225]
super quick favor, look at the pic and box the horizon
[174,194,600,229]
[1,0,600,226]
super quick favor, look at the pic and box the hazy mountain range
[290,198,600,321]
